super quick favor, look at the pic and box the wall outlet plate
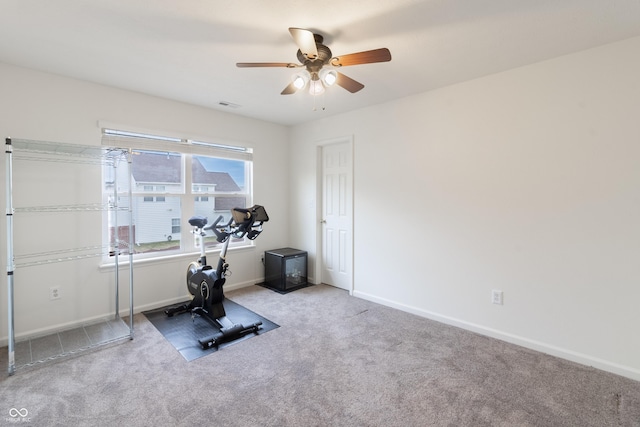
[491,289,503,305]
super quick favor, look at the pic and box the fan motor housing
[297,36,332,68]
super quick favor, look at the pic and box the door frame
[315,135,354,295]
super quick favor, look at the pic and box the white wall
[289,36,640,380]
[0,63,290,339]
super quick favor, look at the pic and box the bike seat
[188,216,207,229]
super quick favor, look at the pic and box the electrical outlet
[49,286,61,301]
[491,289,503,305]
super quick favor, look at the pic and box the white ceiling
[1,0,640,126]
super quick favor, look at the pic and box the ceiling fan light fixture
[309,79,325,95]
[320,69,337,86]
[237,28,391,97]
[293,76,306,89]
[292,70,310,90]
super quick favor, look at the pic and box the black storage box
[264,248,307,292]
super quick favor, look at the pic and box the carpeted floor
[1,284,639,426]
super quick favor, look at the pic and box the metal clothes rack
[5,137,134,375]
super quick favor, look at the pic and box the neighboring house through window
[102,129,253,260]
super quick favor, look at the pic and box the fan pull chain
[311,88,326,112]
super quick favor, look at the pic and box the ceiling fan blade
[335,72,365,93]
[330,48,392,67]
[281,81,299,95]
[236,62,299,68]
[289,27,319,60]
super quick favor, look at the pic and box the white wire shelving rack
[5,137,134,375]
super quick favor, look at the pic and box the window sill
[98,244,256,271]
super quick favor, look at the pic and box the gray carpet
[1,284,639,426]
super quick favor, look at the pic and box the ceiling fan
[236,28,392,95]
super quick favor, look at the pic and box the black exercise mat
[143,299,279,361]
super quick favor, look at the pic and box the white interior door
[321,141,353,292]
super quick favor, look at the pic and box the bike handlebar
[203,215,222,231]
[191,205,268,243]
[204,215,234,243]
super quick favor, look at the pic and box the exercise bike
[165,205,269,349]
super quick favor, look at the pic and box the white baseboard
[0,282,260,346]
[225,280,258,292]
[0,311,134,346]
[118,280,257,317]
[353,290,640,382]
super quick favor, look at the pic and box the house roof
[132,152,181,184]
[192,158,241,191]
[132,152,240,191]
[215,197,247,211]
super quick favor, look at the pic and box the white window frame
[101,126,254,263]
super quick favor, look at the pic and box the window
[102,129,253,260]
[171,218,181,234]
